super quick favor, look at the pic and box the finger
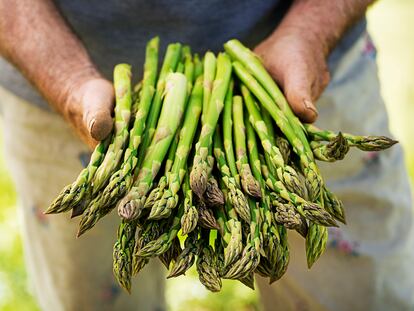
[81,79,115,141]
[282,69,318,123]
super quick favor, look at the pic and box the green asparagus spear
[202,51,217,122]
[137,204,184,257]
[136,43,182,169]
[203,176,225,207]
[77,73,187,236]
[232,95,261,198]
[261,161,337,227]
[83,37,160,216]
[181,173,199,235]
[148,75,203,219]
[196,235,222,292]
[193,54,203,78]
[91,64,133,193]
[190,53,232,198]
[241,85,304,197]
[113,220,137,293]
[304,123,398,152]
[45,134,112,214]
[167,232,200,278]
[306,222,328,268]
[214,128,250,223]
[117,72,188,221]
[222,80,238,179]
[233,61,323,201]
[310,133,349,162]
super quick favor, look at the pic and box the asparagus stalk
[202,51,217,122]
[304,123,398,151]
[275,136,292,165]
[137,204,184,257]
[176,62,184,73]
[261,104,292,165]
[91,64,133,193]
[213,128,250,223]
[144,176,168,210]
[53,63,134,215]
[132,220,168,276]
[222,200,261,280]
[233,61,323,201]
[167,232,200,278]
[181,173,199,235]
[310,133,349,162]
[190,53,232,198]
[197,199,220,230]
[113,220,137,293]
[83,37,160,216]
[203,176,225,207]
[182,46,195,95]
[164,131,181,175]
[159,237,182,269]
[232,95,261,198]
[270,225,290,284]
[246,119,288,282]
[45,134,112,214]
[217,184,243,269]
[196,234,222,292]
[241,85,304,197]
[222,80,238,178]
[117,72,188,221]
[193,53,203,78]
[136,43,182,169]
[76,73,187,236]
[306,222,328,268]
[323,186,346,224]
[261,161,337,227]
[143,129,180,210]
[148,75,203,220]
[272,199,307,232]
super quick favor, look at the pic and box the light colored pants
[257,33,414,311]
[0,32,412,311]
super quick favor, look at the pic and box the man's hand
[255,28,329,123]
[0,0,113,148]
[255,0,373,123]
[62,77,114,147]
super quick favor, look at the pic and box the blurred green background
[0,1,413,310]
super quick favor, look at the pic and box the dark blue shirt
[0,0,366,109]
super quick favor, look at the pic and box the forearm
[0,0,100,111]
[274,0,374,56]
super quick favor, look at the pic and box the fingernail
[88,118,96,133]
[304,99,318,117]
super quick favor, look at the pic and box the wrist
[268,23,329,57]
[273,0,371,58]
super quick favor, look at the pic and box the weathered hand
[61,77,114,148]
[254,27,330,123]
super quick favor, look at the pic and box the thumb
[81,79,115,141]
[281,70,318,123]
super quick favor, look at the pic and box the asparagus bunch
[46,37,397,293]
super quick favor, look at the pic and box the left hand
[254,26,331,123]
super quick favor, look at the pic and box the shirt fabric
[0,0,366,110]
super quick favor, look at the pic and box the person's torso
[0,0,365,109]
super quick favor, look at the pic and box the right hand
[61,77,114,148]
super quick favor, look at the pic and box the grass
[0,0,413,309]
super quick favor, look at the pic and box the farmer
[0,1,412,310]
